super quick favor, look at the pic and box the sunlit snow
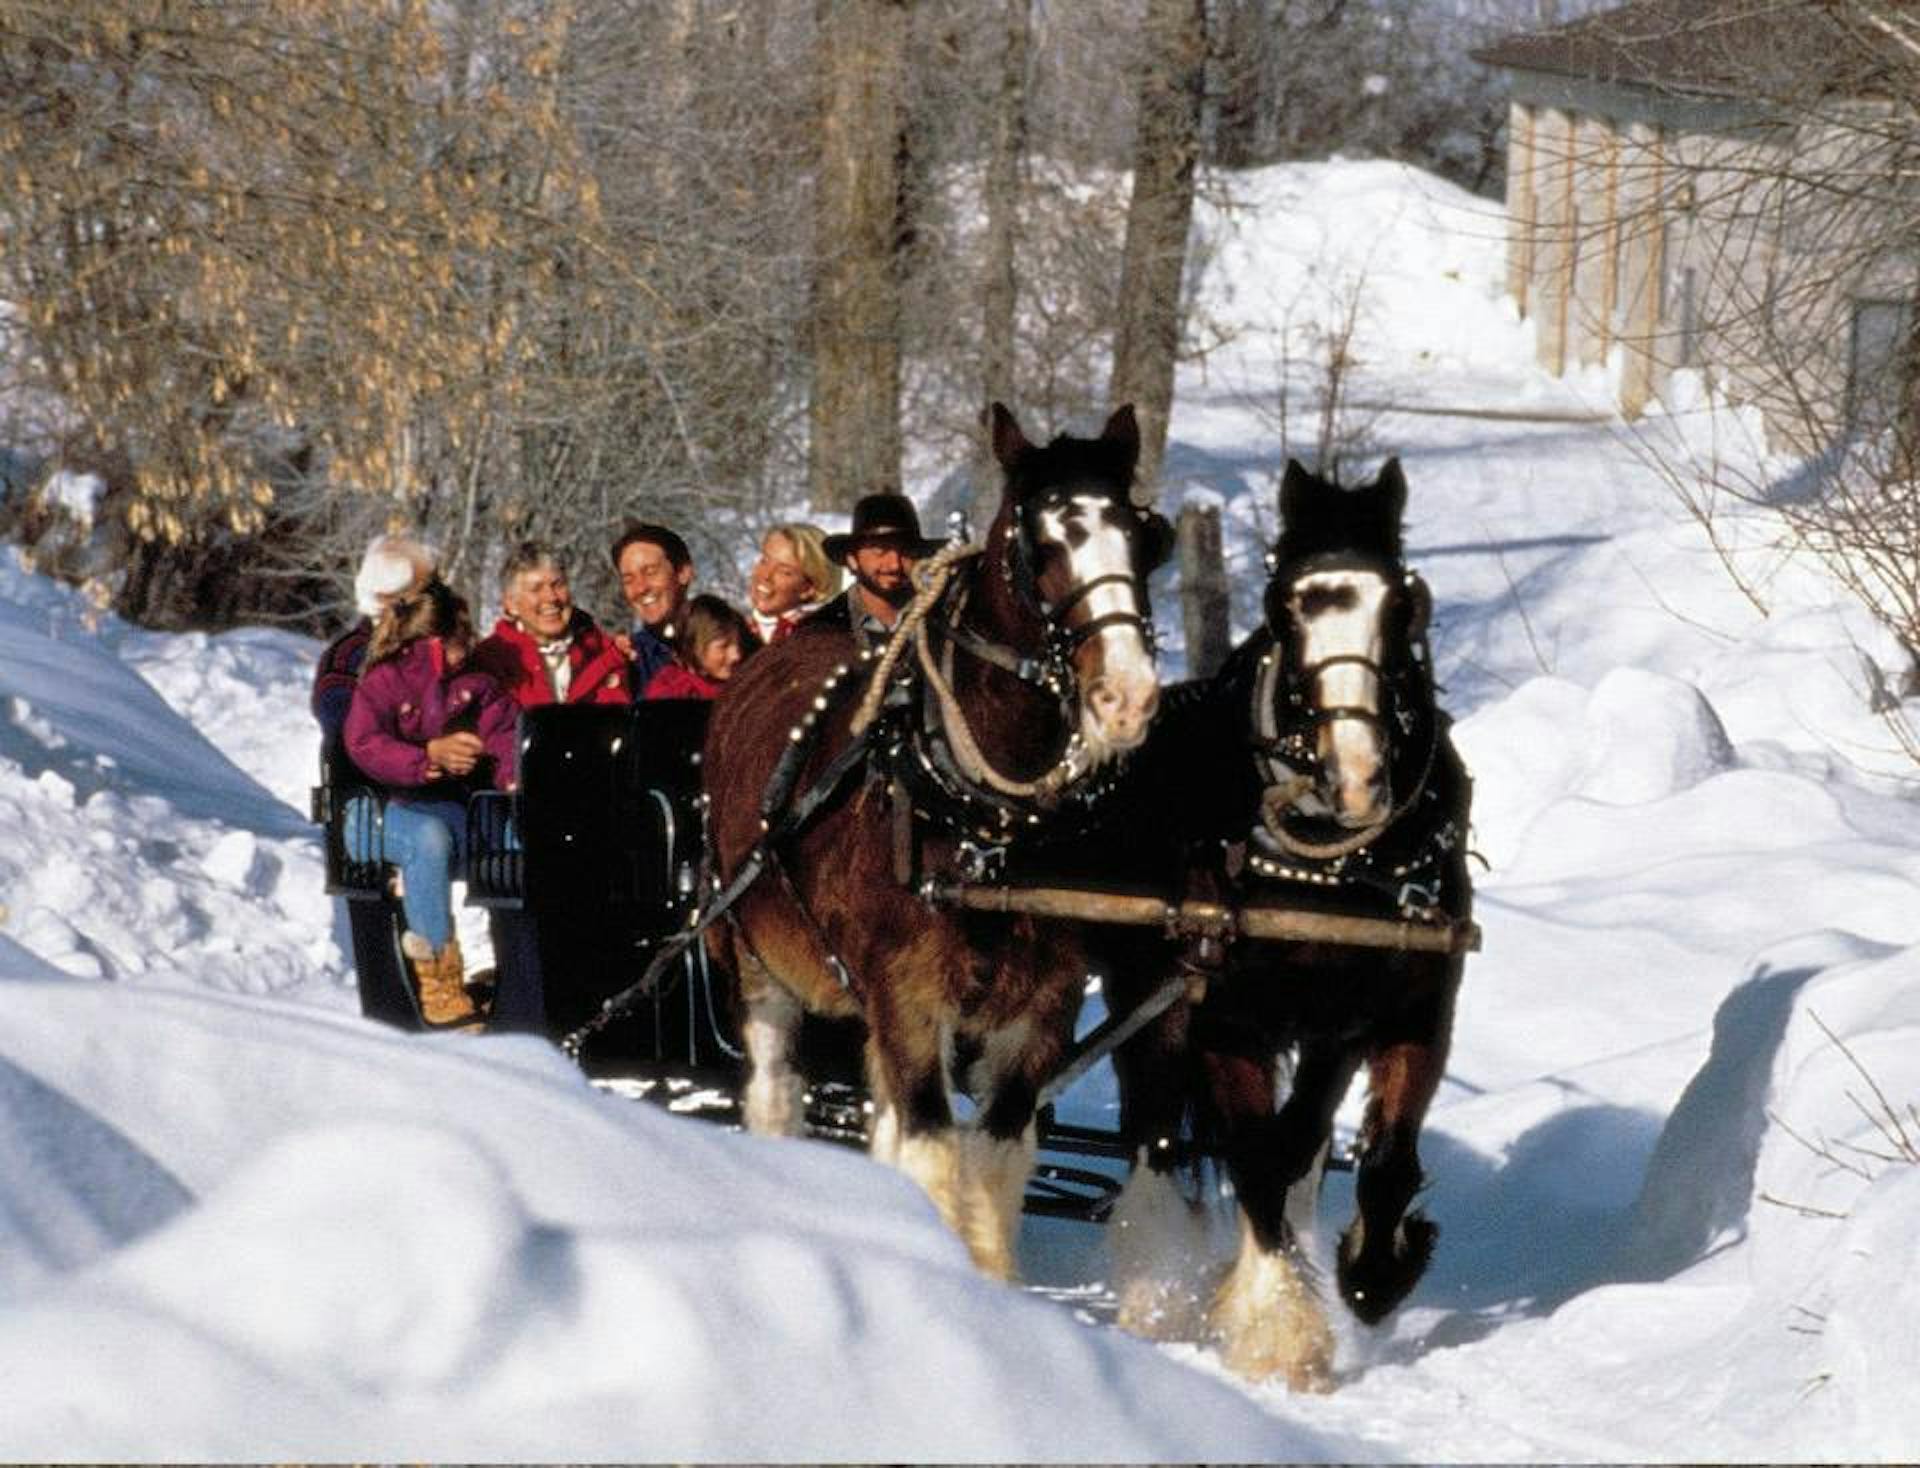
[4,159,1920,1459]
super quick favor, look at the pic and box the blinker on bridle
[1254,551,1431,756]
[1006,488,1166,659]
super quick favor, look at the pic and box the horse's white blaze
[1292,568,1392,826]
[1208,1216,1337,1392]
[1038,493,1158,761]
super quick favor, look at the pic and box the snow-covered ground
[6,158,1920,1459]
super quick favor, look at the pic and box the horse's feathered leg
[738,949,806,1137]
[1110,1163,1218,1341]
[1107,984,1217,1338]
[1209,1209,1336,1391]
[1337,1008,1452,1322]
[1197,1036,1355,1388]
[1223,1037,1358,1253]
[861,943,969,1255]
[958,1042,1034,1280]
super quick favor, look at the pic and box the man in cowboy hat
[807,491,946,650]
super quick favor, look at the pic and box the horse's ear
[1374,456,1408,519]
[1279,458,1316,526]
[1136,507,1176,572]
[988,402,1031,470]
[1101,403,1140,472]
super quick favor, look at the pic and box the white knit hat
[352,534,437,617]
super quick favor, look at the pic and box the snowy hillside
[5,159,1920,1460]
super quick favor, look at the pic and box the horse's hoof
[1206,1236,1336,1390]
[1338,1211,1437,1324]
[1210,1315,1337,1393]
[1115,1274,1211,1342]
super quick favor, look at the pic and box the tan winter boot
[400,932,484,1031]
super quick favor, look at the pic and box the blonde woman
[746,522,842,644]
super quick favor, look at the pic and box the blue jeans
[345,796,468,949]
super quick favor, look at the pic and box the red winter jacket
[469,610,631,708]
[642,661,723,701]
[344,638,520,796]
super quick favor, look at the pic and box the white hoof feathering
[867,1099,902,1165]
[894,1131,966,1242]
[1207,1218,1336,1392]
[1110,1163,1217,1342]
[741,1006,804,1137]
[957,1127,1034,1282]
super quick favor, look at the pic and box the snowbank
[6,156,1920,1459]
[0,974,1342,1461]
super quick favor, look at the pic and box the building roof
[1473,1,1911,101]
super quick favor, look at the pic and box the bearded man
[807,493,945,651]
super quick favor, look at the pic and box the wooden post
[1177,501,1231,679]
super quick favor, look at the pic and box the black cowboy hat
[823,492,946,561]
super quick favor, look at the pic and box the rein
[562,507,1154,1060]
[858,529,1125,814]
[561,655,876,1060]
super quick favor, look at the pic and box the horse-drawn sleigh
[314,405,1480,1389]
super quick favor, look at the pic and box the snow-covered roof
[1473,0,1908,102]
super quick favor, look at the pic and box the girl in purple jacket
[344,580,518,1029]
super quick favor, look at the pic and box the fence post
[1177,501,1230,679]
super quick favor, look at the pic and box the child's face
[697,632,742,682]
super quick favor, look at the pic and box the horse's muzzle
[1321,719,1391,827]
[1084,673,1159,752]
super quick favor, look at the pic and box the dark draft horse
[1088,457,1474,1387]
[704,404,1171,1279]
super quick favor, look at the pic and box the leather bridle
[1251,551,1436,853]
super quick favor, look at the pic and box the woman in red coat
[469,540,632,707]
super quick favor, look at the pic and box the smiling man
[808,493,944,651]
[470,541,631,706]
[610,521,695,691]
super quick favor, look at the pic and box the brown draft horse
[1085,458,1474,1387]
[704,404,1171,1278]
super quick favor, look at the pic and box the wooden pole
[1176,500,1231,678]
[928,881,1480,955]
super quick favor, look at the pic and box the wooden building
[1476,2,1916,451]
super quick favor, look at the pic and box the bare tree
[981,0,1033,413]
[810,0,910,511]
[0,0,1220,628]
[1111,0,1207,502]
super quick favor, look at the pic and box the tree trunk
[1109,0,1206,506]
[981,0,1031,414]
[975,0,1031,529]
[810,0,909,512]
[1212,0,1269,169]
